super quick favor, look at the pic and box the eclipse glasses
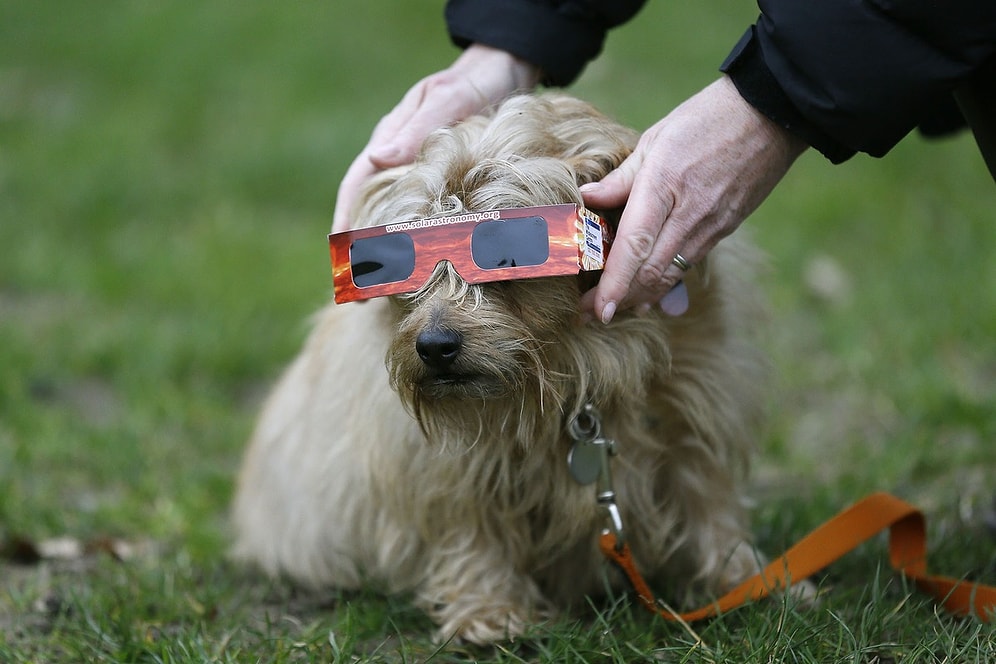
[328,203,613,304]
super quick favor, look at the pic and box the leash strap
[599,491,996,622]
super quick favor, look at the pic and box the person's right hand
[332,44,541,231]
[579,76,807,323]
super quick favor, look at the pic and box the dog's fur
[232,93,771,644]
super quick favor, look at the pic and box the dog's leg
[415,539,553,644]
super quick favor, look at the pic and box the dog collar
[566,403,624,549]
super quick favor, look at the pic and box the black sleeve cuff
[446,0,632,86]
[721,27,856,164]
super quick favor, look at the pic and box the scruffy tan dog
[232,93,770,644]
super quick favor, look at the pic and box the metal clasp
[567,404,625,549]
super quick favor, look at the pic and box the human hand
[579,76,808,323]
[332,44,541,231]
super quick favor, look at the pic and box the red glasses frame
[328,203,612,304]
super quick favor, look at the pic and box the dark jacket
[445,0,996,171]
[445,0,647,86]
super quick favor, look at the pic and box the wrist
[720,28,854,164]
[455,44,542,97]
[717,75,808,166]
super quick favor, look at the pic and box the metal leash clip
[567,403,625,549]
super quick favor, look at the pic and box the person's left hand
[333,45,540,232]
[579,76,807,323]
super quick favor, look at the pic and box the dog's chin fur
[232,93,775,644]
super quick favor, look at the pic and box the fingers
[366,80,446,169]
[332,80,485,230]
[579,238,691,323]
[578,151,639,209]
[332,46,540,232]
[581,148,691,323]
[583,169,709,323]
[332,85,435,231]
[330,89,464,230]
[595,212,667,322]
[332,151,380,232]
[577,77,808,324]
[374,80,488,169]
[580,150,672,321]
[658,280,689,316]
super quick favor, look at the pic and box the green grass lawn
[1,1,994,661]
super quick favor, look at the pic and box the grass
[1,0,994,661]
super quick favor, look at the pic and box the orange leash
[599,492,996,622]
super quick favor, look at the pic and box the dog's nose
[416,327,462,370]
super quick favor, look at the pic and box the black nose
[416,327,463,371]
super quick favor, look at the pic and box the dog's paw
[435,605,540,645]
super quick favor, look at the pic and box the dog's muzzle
[415,327,462,372]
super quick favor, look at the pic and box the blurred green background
[1,1,993,660]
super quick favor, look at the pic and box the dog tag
[568,439,602,485]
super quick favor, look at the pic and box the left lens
[350,233,416,287]
[471,217,549,269]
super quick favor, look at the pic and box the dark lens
[350,233,416,287]
[471,217,549,269]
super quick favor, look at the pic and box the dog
[232,93,772,644]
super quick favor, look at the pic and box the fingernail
[579,182,601,193]
[659,281,689,317]
[600,301,616,325]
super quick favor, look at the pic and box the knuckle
[634,261,667,291]
[421,71,455,94]
[620,227,658,262]
[422,72,476,104]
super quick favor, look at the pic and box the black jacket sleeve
[445,0,647,86]
[721,0,996,162]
